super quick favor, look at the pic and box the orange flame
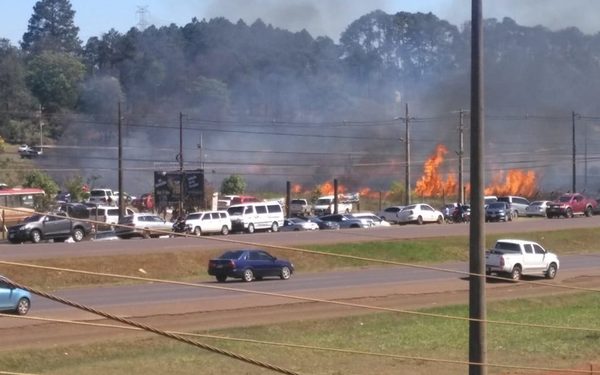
[318,181,347,195]
[484,170,537,196]
[414,144,457,197]
[291,183,302,194]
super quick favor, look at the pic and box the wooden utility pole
[469,0,487,374]
[179,112,184,217]
[404,103,411,206]
[118,102,124,219]
[458,109,465,204]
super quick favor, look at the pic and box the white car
[525,200,551,217]
[377,206,404,224]
[185,210,231,236]
[281,217,319,231]
[115,213,172,239]
[351,212,391,227]
[397,203,444,225]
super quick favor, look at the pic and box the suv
[184,210,231,236]
[89,205,135,228]
[497,196,530,217]
[289,199,312,216]
[88,188,115,205]
[7,203,94,243]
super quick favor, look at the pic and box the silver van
[497,196,530,217]
[227,201,284,233]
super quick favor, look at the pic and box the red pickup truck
[545,193,597,218]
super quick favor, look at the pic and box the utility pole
[117,102,124,219]
[458,109,465,204]
[469,0,487,374]
[179,112,184,217]
[38,105,43,152]
[572,111,576,193]
[404,103,411,206]
[584,121,588,190]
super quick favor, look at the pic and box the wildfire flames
[289,143,538,200]
[415,144,457,197]
[415,144,538,198]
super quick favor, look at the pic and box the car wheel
[221,225,229,235]
[280,266,291,280]
[15,297,30,315]
[72,228,85,242]
[585,206,593,217]
[271,221,279,232]
[546,263,557,279]
[436,215,443,224]
[193,226,202,236]
[242,268,254,282]
[416,216,423,225]
[510,265,522,281]
[565,208,573,218]
[30,229,42,244]
[216,275,227,283]
[247,224,255,234]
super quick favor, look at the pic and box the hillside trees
[21,0,81,54]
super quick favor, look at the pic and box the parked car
[281,217,319,231]
[485,201,515,222]
[525,200,551,217]
[87,188,115,206]
[377,206,404,224]
[8,204,94,243]
[208,249,294,282]
[227,201,284,233]
[351,212,391,227]
[289,199,312,216]
[184,210,231,236]
[397,203,444,225]
[546,193,597,218]
[115,213,172,239]
[318,214,370,228]
[307,217,340,230]
[88,205,135,227]
[497,196,530,217]
[0,275,31,315]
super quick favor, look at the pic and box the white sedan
[281,217,319,231]
[397,203,444,225]
[525,200,551,217]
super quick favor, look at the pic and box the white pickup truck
[485,239,560,281]
[313,195,353,216]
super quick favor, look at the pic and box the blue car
[208,249,294,283]
[0,275,31,315]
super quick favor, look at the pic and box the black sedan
[208,249,294,283]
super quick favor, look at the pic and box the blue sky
[1,0,599,46]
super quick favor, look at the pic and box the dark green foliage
[220,174,246,195]
[21,0,81,54]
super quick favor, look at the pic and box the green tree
[23,170,59,210]
[220,175,246,195]
[26,51,85,112]
[21,0,81,54]
[63,174,87,202]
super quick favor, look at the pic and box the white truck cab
[485,239,560,281]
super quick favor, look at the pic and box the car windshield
[219,250,245,260]
[227,206,244,216]
[488,203,505,209]
[559,196,572,202]
[23,214,44,223]
[315,198,331,205]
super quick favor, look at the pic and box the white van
[184,210,231,236]
[88,205,135,228]
[227,201,284,233]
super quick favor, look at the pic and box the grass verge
[1,292,599,374]
[1,227,599,290]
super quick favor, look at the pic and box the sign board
[154,170,204,209]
